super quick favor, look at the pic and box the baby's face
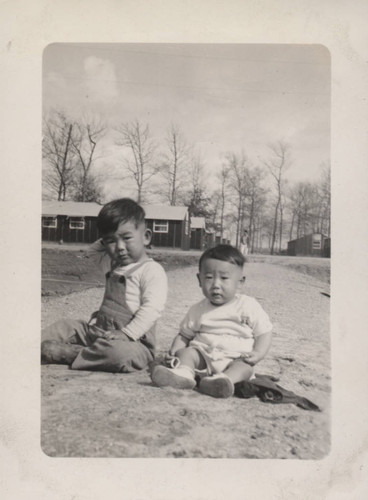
[198,258,245,306]
[102,220,151,267]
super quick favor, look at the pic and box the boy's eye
[103,238,115,245]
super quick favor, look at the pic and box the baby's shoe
[199,373,234,398]
[41,340,82,365]
[151,365,196,390]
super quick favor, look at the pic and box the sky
[43,43,330,199]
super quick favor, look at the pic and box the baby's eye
[103,238,115,245]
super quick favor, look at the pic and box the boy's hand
[241,351,263,366]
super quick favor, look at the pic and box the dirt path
[41,262,330,458]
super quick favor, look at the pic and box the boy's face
[102,220,151,267]
[197,258,245,306]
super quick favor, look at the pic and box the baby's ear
[196,273,202,288]
[144,228,152,245]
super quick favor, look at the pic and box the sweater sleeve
[121,262,168,341]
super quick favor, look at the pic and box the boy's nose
[212,279,221,289]
[116,239,126,251]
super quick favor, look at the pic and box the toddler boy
[41,198,168,373]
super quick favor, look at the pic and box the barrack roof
[42,201,101,217]
[142,204,188,221]
[42,201,189,221]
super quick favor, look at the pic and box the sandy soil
[41,260,330,458]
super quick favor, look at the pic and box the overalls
[42,260,156,373]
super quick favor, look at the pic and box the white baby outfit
[179,294,272,374]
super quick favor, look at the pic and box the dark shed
[143,204,190,250]
[190,217,206,250]
[287,233,329,257]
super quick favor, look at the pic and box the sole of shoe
[151,365,196,390]
[199,376,234,398]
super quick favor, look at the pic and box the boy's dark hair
[199,244,245,270]
[97,198,145,235]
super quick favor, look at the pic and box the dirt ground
[41,257,330,459]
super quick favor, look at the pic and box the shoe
[41,340,82,365]
[199,373,234,398]
[151,365,196,390]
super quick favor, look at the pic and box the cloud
[83,56,119,102]
[43,71,68,111]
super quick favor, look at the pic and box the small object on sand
[167,356,180,369]
[234,374,321,411]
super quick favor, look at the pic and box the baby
[151,244,272,398]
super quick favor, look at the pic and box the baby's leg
[223,359,254,384]
[198,359,253,398]
[176,347,207,371]
[151,347,205,389]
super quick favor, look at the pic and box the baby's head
[197,244,245,306]
[97,198,151,266]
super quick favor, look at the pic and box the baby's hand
[241,351,262,366]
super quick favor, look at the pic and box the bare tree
[318,162,331,237]
[115,120,157,203]
[264,141,292,254]
[42,111,77,200]
[225,151,251,247]
[288,179,328,240]
[244,167,267,253]
[183,153,211,217]
[287,183,303,240]
[161,124,189,205]
[216,164,230,241]
[70,117,105,202]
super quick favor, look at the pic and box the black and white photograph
[41,43,331,459]
[1,1,368,499]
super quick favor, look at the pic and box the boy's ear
[196,272,202,288]
[144,228,152,245]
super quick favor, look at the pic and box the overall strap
[111,258,152,279]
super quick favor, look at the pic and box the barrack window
[42,216,57,228]
[69,217,85,230]
[153,221,169,233]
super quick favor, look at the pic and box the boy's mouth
[211,293,223,300]
[117,254,130,263]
